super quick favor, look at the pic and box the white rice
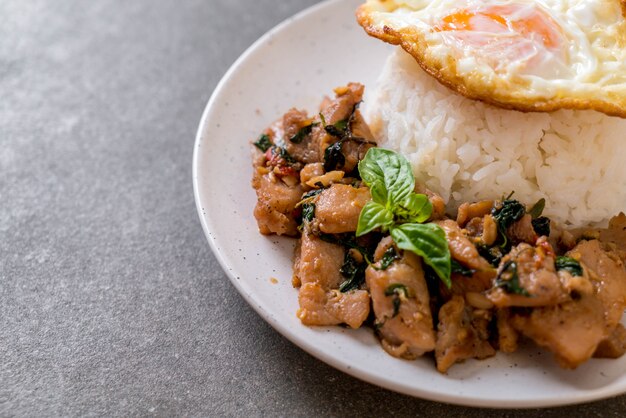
[367,49,626,227]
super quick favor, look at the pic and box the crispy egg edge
[356,2,626,118]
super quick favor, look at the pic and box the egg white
[357,0,626,117]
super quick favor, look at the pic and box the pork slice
[599,213,626,263]
[568,239,626,331]
[251,172,303,237]
[340,134,376,174]
[294,229,345,289]
[297,283,370,329]
[511,294,607,369]
[315,83,373,173]
[448,270,496,298]
[314,184,371,234]
[282,108,319,164]
[366,245,436,359]
[487,239,569,308]
[435,295,496,373]
[435,220,492,271]
[340,108,377,173]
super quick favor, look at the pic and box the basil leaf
[395,193,432,223]
[451,259,475,277]
[323,142,345,172]
[384,283,410,317]
[356,201,394,237]
[391,223,451,288]
[289,123,318,144]
[379,247,399,270]
[324,119,348,138]
[253,134,272,152]
[555,256,583,277]
[495,260,529,296]
[492,199,526,232]
[301,203,315,223]
[528,198,546,219]
[339,251,367,292]
[358,148,414,206]
[369,181,388,205]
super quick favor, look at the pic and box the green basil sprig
[356,148,451,287]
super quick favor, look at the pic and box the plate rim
[192,0,626,408]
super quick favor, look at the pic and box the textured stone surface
[1,0,624,416]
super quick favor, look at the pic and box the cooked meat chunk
[435,220,492,271]
[314,184,371,234]
[251,172,303,236]
[599,213,626,263]
[594,324,626,359]
[568,239,626,331]
[435,295,496,373]
[487,238,570,308]
[297,283,370,329]
[373,235,395,260]
[250,85,626,373]
[510,239,626,368]
[319,83,364,131]
[316,83,376,173]
[440,266,496,305]
[340,138,376,174]
[366,240,436,359]
[506,214,538,245]
[294,230,371,328]
[294,230,344,289]
[511,294,607,369]
[282,109,319,164]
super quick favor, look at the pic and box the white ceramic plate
[193,0,626,408]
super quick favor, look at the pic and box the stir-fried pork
[297,284,370,329]
[569,240,626,331]
[511,293,607,368]
[294,229,370,328]
[282,109,319,164]
[510,240,626,368]
[366,237,436,359]
[436,220,492,271]
[250,84,626,373]
[313,184,371,234]
[294,230,345,289]
[487,238,570,308]
[251,172,304,237]
[599,213,626,263]
[435,295,496,373]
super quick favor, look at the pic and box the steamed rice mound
[367,49,626,227]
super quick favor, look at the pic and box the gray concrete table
[2,0,625,416]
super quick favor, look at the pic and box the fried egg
[357,0,626,117]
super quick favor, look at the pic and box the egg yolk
[436,4,562,50]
